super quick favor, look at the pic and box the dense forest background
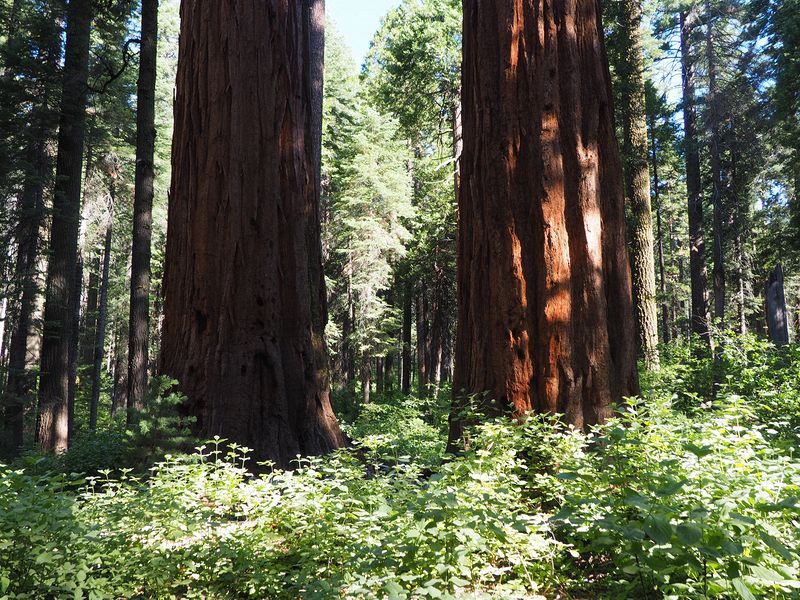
[0,0,797,429]
[0,0,799,598]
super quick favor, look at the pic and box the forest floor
[1,333,800,599]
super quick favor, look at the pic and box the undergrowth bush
[648,332,800,443]
[539,396,800,599]
[0,436,556,599]
[1,336,799,599]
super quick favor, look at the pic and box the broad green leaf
[644,514,673,544]
[732,578,757,600]
[759,532,794,560]
[676,522,702,545]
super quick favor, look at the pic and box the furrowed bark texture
[161,0,345,468]
[36,0,92,453]
[2,5,63,456]
[127,0,158,417]
[450,0,640,446]
[617,0,659,370]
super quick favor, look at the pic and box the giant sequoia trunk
[36,0,92,453]
[450,0,639,446]
[161,0,345,467]
[616,0,659,370]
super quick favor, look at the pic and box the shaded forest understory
[1,0,799,597]
[1,338,800,598]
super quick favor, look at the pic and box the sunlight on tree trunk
[449,0,640,449]
[161,0,345,467]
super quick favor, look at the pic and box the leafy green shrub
[0,436,556,599]
[651,333,800,442]
[345,398,446,467]
[2,339,800,599]
[543,396,800,599]
[125,376,200,467]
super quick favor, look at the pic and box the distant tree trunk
[36,0,92,453]
[111,322,128,417]
[676,231,688,340]
[361,358,371,404]
[617,0,659,370]
[80,256,99,368]
[680,7,709,346]
[441,328,453,383]
[384,352,394,392]
[429,279,444,390]
[649,114,671,344]
[736,235,746,334]
[401,279,412,394]
[416,291,429,395]
[126,0,158,419]
[342,286,355,389]
[656,204,670,344]
[376,357,384,396]
[1,97,57,454]
[67,257,82,443]
[0,296,7,375]
[89,205,112,430]
[766,265,789,344]
[705,0,725,329]
[449,0,639,447]
[161,0,345,467]
[150,280,163,374]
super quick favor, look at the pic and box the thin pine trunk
[90,203,112,430]
[81,257,99,367]
[680,7,710,347]
[416,291,428,395]
[648,110,671,344]
[126,0,158,420]
[36,0,92,452]
[705,0,725,328]
[401,279,412,394]
[111,322,128,418]
[619,0,660,369]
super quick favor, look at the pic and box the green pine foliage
[323,25,414,394]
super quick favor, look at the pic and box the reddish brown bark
[450,0,639,446]
[161,0,345,467]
